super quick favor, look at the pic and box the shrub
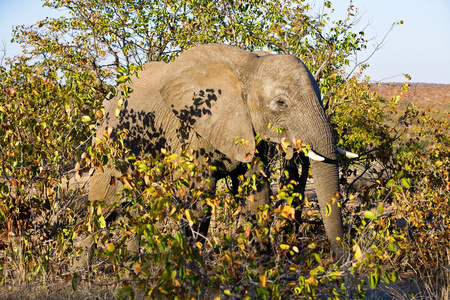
[1,0,449,298]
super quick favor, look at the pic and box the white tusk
[304,149,325,161]
[337,147,359,158]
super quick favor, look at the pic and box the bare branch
[314,47,333,81]
[346,21,398,79]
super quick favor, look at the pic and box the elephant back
[103,62,183,156]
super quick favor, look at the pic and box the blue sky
[1,0,449,84]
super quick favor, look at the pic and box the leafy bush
[1,0,449,299]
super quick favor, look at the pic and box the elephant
[89,43,358,254]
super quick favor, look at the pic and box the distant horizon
[370,82,450,85]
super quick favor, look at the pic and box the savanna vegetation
[1,0,449,299]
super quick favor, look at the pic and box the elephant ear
[160,44,256,163]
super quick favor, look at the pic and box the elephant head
[158,44,352,252]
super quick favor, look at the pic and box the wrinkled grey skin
[90,44,344,253]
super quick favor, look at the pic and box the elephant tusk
[337,147,359,158]
[303,148,325,161]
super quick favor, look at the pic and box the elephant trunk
[296,92,344,253]
[310,156,343,253]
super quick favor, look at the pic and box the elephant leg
[281,152,309,202]
[230,174,240,197]
[240,161,271,222]
[280,152,311,233]
[184,201,212,247]
[183,170,217,247]
[235,161,271,253]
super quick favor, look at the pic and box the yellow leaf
[293,138,303,150]
[281,205,296,221]
[280,137,290,151]
[106,243,115,252]
[307,276,318,286]
[170,206,177,216]
[47,187,54,196]
[144,174,150,186]
[330,271,342,277]
[122,178,131,189]
[259,275,267,288]
[353,243,362,260]
[98,215,106,229]
[185,209,194,226]
[135,262,141,273]
[95,164,104,173]
[232,206,242,216]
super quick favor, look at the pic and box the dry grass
[371,82,450,119]
[1,279,119,300]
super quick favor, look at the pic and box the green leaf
[393,171,404,179]
[117,75,129,84]
[71,274,78,291]
[376,204,384,215]
[402,178,411,189]
[382,270,390,284]
[279,244,290,250]
[369,268,380,289]
[119,285,135,300]
[326,203,331,216]
[180,178,190,188]
[255,286,269,295]
[388,242,399,252]
[391,270,399,282]
[81,115,91,122]
[224,290,231,296]
[137,163,147,172]
[364,211,377,220]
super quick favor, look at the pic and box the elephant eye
[276,99,288,109]
[270,96,289,111]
